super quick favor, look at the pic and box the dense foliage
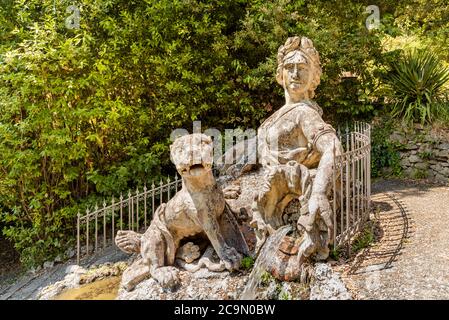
[370,119,402,178]
[385,49,449,124]
[0,0,447,267]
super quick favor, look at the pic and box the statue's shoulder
[292,100,323,117]
[260,101,323,129]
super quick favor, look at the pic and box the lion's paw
[115,230,142,254]
[176,242,201,263]
[151,266,180,289]
[219,245,242,271]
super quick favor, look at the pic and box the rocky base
[116,268,311,300]
[118,269,245,300]
[37,257,350,300]
[309,263,352,300]
[117,262,349,300]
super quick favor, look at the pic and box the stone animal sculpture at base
[115,133,249,290]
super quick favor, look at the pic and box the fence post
[128,190,132,230]
[111,196,115,244]
[332,140,337,250]
[103,200,107,249]
[151,181,155,221]
[85,208,90,257]
[340,155,344,248]
[120,193,123,231]
[351,133,355,234]
[345,131,351,256]
[144,184,147,229]
[368,124,371,215]
[77,211,80,265]
[159,179,163,205]
[136,187,140,232]
[95,203,98,253]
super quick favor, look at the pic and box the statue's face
[282,50,312,99]
[170,134,213,178]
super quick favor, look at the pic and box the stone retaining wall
[389,125,449,182]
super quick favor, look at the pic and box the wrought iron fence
[332,121,371,251]
[76,176,182,264]
[75,122,371,264]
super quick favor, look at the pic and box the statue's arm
[296,108,342,228]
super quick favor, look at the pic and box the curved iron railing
[332,121,371,251]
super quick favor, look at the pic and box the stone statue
[220,36,343,280]
[115,133,249,290]
[116,36,343,292]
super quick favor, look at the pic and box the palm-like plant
[385,49,449,124]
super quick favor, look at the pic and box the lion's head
[170,133,214,178]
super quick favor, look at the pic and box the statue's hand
[304,192,333,231]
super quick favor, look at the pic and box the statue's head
[276,36,322,102]
[170,133,214,179]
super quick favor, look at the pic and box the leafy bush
[0,0,250,267]
[385,49,449,124]
[371,118,402,178]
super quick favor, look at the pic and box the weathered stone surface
[79,262,127,284]
[437,143,449,150]
[37,273,81,300]
[408,155,421,163]
[430,164,442,171]
[436,150,449,158]
[117,269,251,300]
[258,280,280,300]
[434,174,448,182]
[414,162,428,170]
[65,265,87,275]
[404,144,419,150]
[192,269,229,279]
[441,167,449,177]
[120,258,151,291]
[309,263,351,300]
[389,132,407,144]
[400,158,411,167]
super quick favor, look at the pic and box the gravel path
[338,179,449,299]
